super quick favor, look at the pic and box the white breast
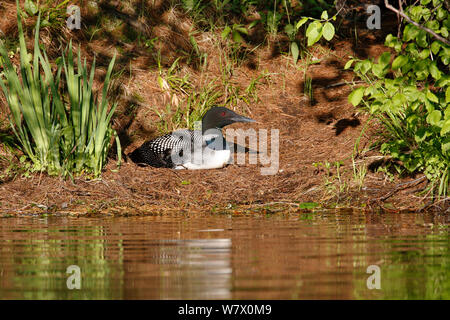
[174,147,231,170]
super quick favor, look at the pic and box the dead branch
[373,175,427,202]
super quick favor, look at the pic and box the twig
[374,175,427,201]
[325,80,365,89]
[384,0,450,46]
[397,0,404,38]
[419,196,450,211]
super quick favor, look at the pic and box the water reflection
[156,239,232,299]
[0,211,448,299]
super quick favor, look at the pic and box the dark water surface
[0,211,448,299]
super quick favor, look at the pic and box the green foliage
[298,202,319,209]
[304,11,336,46]
[347,0,450,196]
[179,1,336,63]
[0,3,120,177]
[313,160,348,196]
[221,23,249,43]
[23,0,70,29]
[283,10,335,63]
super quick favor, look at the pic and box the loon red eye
[221,111,226,117]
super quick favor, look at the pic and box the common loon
[129,106,255,169]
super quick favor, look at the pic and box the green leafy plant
[23,0,70,29]
[283,10,336,64]
[221,23,249,43]
[313,160,348,196]
[0,2,120,177]
[305,10,336,46]
[346,0,450,196]
[178,1,336,64]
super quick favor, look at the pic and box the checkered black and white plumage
[128,129,221,168]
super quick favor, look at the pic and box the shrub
[347,0,450,196]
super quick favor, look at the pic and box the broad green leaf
[232,30,243,43]
[378,52,391,67]
[427,110,442,126]
[344,59,354,70]
[296,17,308,29]
[221,26,231,39]
[385,34,402,52]
[392,55,408,69]
[306,21,323,46]
[429,61,442,80]
[436,7,447,20]
[392,93,406,106]
[431,41,441,55]
[445,105,450,119]
[372,63,386,78]
[404,85,421,101]
[418,49,430,59]
[322,22,335,41]
[446,86,450,103]
[415,59,430,80]
[441,119,450,136]
[284,24,295,38]
[348,87,365,106]
[425,20,440,31]
[356,59,372,74]
[24,0,38,15]
[321,11,328,20]
[426,90,439,103]
[416,29,428,47]
[385,34,396,47]
[442,140,450,153]
[403,24,419,42]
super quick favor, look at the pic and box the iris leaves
[0,1,120,177]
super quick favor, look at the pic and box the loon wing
[129,129,230,169]
[129,130,195,168]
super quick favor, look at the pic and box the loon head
[201,106,255,133]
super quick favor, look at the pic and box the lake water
[0,210,448,299]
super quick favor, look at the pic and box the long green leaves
[0,1,120,177]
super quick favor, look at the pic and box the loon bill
[128,106,255,169]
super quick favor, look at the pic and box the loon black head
[201,107,255,133]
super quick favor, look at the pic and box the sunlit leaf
[442,86,450,104]
[296,17,308,29]
[427,110,442,126]
[322,22,335,41]
[426,90,439,103]
[392,55,408,69]
[221,26,231,39]
[348,87,365,106]
[441,119,450,136]
[306,21,322,47]
[344,59,354,70]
